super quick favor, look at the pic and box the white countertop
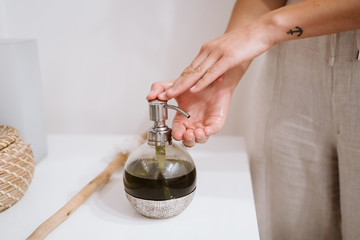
[0,135,259,240]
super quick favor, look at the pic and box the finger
[165,52,222,98]
[191,39,224,67]
[190,57,230,93]
[204,125,220,136]
[146,81,173,100]
[172,120,186,141]
[194,128,209,144]
[188,48,210,71]
[168,53,218,96]
[158,91,172,101]
[182,129,196,147]
[181,41,212,77]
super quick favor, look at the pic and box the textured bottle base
[125,190,195,219]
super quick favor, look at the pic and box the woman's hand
[146,65,248,147]
[159,23,272,100]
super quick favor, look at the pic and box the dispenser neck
[147,126,172,146]
[154,120,166,128]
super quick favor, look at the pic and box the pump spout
[164,104,190,119]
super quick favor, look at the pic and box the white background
[0,0,263,136]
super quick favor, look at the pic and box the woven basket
[0,125,35,212]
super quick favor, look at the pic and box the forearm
[223,0,286,92]
[257,0,360,45]
[226,0,286,32]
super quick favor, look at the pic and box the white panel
[0,39,47,161]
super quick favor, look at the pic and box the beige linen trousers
[246,24,360,240]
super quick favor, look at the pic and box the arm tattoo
[287,26,303,37]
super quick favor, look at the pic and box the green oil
[155,145,169,198]
[155,145,166,173]
[123,158,196,200]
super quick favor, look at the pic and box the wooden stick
[27,152,129,240]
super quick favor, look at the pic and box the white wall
[2,0,262,136]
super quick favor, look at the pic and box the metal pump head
[147,99,190,146]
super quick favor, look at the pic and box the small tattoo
[287,26,303,37]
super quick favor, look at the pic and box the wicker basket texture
[0,125,35,212]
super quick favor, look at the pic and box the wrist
[219,61,251,94]
[249,13,280,50]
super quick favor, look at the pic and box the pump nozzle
[164,104,190,119]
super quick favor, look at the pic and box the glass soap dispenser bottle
[123,100,196,219]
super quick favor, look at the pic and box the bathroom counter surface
[0,135,259,240]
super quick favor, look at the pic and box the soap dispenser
[123,100,196,219]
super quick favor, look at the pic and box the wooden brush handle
[27,152,129,240]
